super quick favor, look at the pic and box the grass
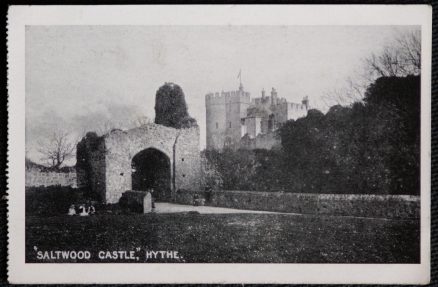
[25,212,419,263]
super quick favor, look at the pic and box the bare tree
[322,76,367,108]
[324,30,421,108]
[364,30,421,79]
[396,30,421,74]
[38,130,76,169]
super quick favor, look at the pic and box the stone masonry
[77,124,201,204]
[205,84,309,150]
[25,169,77,188]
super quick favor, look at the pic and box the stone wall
[174,190,420,219]
[78,123,201,204]
[76,133,106,200]
[240,132,281,150]
[104,125,176,204]
[25,169,77,188]
[105,128,156,203]
[174,127,202,194]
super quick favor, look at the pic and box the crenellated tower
[206,81,310,150]
[205,84,250,150]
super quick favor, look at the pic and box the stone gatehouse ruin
[77,83,201,204]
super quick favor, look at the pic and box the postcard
[7,4,431,284]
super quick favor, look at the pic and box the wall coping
[190,189,420,202]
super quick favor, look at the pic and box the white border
[7,5,432,284]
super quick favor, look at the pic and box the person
[68,204,76,216]
[79,204,89,216]
[87,201,96,215]
[193,194,199,206]
[150,188,156,209]
[88,204,96,215]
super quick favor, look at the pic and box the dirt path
[154,202,288,214]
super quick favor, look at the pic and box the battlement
[278,101,307,110]
[205,90,251,106]
[206,85,310,150]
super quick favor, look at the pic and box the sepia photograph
[7,5,431,284]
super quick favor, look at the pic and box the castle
[205,83,309,150]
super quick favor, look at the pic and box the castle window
[181,158,184,162]
[216,122,218,129]
[229,122,232,128]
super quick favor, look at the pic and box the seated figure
[88,204,96,215]
[79,205,89,216]
[68,204,76,216]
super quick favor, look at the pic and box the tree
[363,75,420,195]
[323,30,420,108]
[154,82,198,129]
[364,30,421,79]
[38,130,75,169]
[279,74,420,196]
[322,77,367,107]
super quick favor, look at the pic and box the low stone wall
[25,170,77,188]
[175,190,420,219]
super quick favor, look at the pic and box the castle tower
[271,87,278,106]
[205,92,226,150]
[302,96,309,110]
[205,86,250,150]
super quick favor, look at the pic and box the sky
[25,25,419,165]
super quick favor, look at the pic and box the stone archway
[131,148,172,201]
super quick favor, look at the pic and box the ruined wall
[89,140,106,201]
[174,127,201,192]
[101,124,200,204]
[175,190,420,219]
[78,123,201,204]
[76,134,106,200]
[104,125,176,203]
[25,169,77,187]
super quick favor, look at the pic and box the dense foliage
[154,82,198,129]
[205,75,420,195]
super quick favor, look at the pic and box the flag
[237,69,241,80]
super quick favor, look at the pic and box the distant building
[205,84,309,150]
[205,83,251,150]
